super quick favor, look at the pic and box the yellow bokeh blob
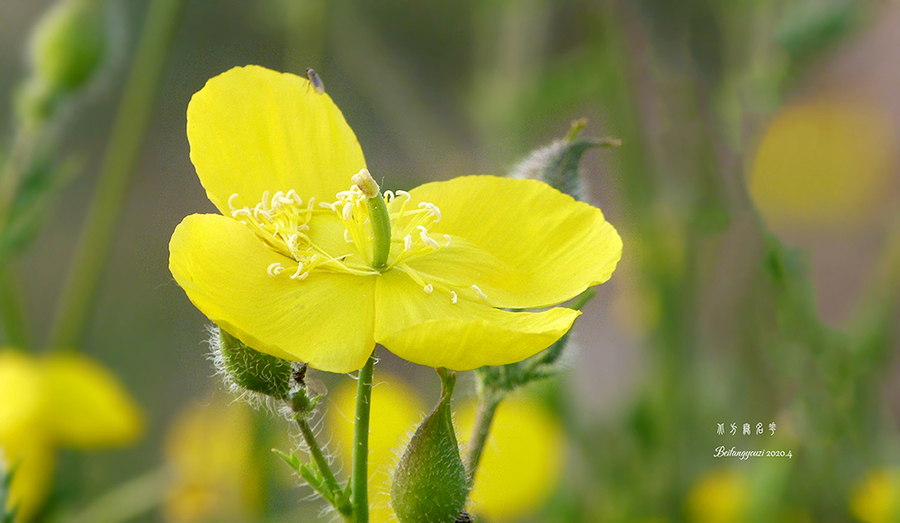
[850,468,900,523]
[750,98,896,231]
[686,468,749,523]
[163,400,260,523]
[457,395,566,522]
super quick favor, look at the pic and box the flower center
[228,174,488,306]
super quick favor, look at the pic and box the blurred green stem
[64,466,170,523]
[0,267,30,347]
[464,388,504,487]
[350,354,375,523]
[47,0,184,349]
[0,124,41,237]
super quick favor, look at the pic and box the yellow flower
[0,349,143,520]
[686,468,749,523]
[750,97,896,232]
[456,396,565,521]
[850,468,900,523]
[163,400,261,523]
[169,65,622,373]
[328,377,564,522]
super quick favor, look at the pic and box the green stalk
[47,0,184,349]
[0,124,41,237]
[295,416,351,517]
[350,355,376,522]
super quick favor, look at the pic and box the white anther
[286,189,302,205]
[444,234,452,247]
[253,208,273,222]
[404,235,413,252]
[342,202,354,221]
[418,202,441,222]
[288,234,298,250]
[319,202,336,211]
[297,224,309,231]
[307,197,316,210]
[231,208,252,218]
[267,263,284,277]
[471,284,487,299]
[417,226,439,250]
[344,229,352,243]
[450,291,458,304]
[290,263,305,279]
[272,223,280,236]
[423,284,434,294]
[271,191,284,208]
[384,190,394,202]
[228,193,240,211]
[397,190,411,200]
[260,191,269,210]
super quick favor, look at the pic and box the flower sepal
[391,368,469,523]
[212,326,292,400]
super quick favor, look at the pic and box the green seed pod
[391,369,468,523]
[31,0,107,92]
[213,326,292,399]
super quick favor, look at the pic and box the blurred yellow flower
[850,468,900,523]
[327,377,565,522]
[163,399,261,523]
[750,97,896,232]
[0,348,143,520]
[686,468,749,523]
[457,395,565,522]
[329,374,424,523]
[169,65,622,374]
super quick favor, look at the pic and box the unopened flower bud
[212,326,292,399]
[391,369,468,523]
[19,0,107,121]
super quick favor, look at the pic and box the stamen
[423,284,434,294]
[267,263,284,276]
[417,226,439,250]
[384,190,394,202]
[404,235,413,252]
[319,202,336,211]
[444,234,452,247]
[342,202,354,221]
[286,189,302,205]
[450,291,458,304]
[471,284,487,299]
[228,193,240,211]
[290,263,305,280]
[232,208,251,218]
[344,230,352,243]
[418,202,441,222]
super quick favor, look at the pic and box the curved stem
[351,354,375,523]
[0,266,30,348]
[295,416,349,515]
[47,0,184,349]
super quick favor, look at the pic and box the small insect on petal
[306,67,325,94]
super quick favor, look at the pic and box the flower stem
[295,415,350,516]
[464,388,504,487]
[351,354,375,523]
[47,0,184,349]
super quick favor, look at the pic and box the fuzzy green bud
[508,119,621,201]
[18,0,107,122]
[392,369,468,523]
[213,326,292,399]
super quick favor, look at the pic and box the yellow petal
[398,176,622,308]
[328,374,424,523]
[686,469,749,523]
[169,213,377,373]
[374,270,579,370]
[187,65,366,214]
[457,396,565,522]
[41,352,143,448]
[0,350,42,436]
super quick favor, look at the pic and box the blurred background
[2,0,900,521]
